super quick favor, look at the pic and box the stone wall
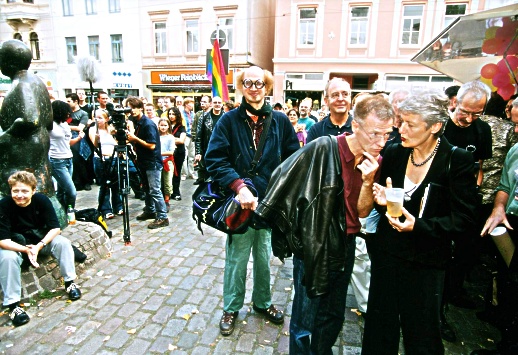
[0,221,112,303]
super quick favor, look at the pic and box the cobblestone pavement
[0,180,501,354]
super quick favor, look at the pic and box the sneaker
[181,175,187,181]
[105,212,115,219]
[66,282,82,301]
[148,218,169,229]
[117,210,124,216]
[10,306,30,327]
[219,311,238,336]
[136,211,156,221]
[172,195,182,201]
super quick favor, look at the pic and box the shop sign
[113,83,133,88]
[151,69,233,85]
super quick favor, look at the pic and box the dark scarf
[240,97,272,118]
[241,97,272,149]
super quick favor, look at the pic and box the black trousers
[362,253,445,355]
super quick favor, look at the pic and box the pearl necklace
[410,138,440,167]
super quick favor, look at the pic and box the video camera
[108,107,132,145]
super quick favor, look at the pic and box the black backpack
[75,208,112,238]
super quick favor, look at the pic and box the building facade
[0,0,276,107]
[272,0,515,108]
[1,0,515,108]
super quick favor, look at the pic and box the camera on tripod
[108,107,132,145]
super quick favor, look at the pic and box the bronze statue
[0,40,66,226]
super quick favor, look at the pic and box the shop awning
[411,4,518,89]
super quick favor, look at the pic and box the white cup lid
[490,226,507,236]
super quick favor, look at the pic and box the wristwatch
[39,240,46,247]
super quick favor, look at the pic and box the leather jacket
[255,135,347,298]
[195,110,219,157]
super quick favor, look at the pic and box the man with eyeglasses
[204,66,299,336]
[443,81,492,188]
[440,81,493,340]
[307,78,354,141]
[256,85,395,354]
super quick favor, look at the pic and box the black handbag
[192,178,257,234]
[192,112,272,235]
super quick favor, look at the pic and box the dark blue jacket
[205,105,299,200]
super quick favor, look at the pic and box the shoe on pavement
[172,195,182,201]
[440,318,456,343]
[117,209,124,216]
[66,282,82,300]
[136,211,156,221]
[252,304,284,324]
[148,218,169,229]
[181,175,186,181]
[105,212,115,219]
[10,306,30,327]
[220,311,238,336]
[84,184,92,191]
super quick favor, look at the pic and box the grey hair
[457,81,491,105]
[512,97,518,108]
[388,88,410,104]
[398,91,449,137]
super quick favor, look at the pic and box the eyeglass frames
[242,79,265,89]
[356,121,394,142]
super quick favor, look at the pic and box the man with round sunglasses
[204,66,299,336]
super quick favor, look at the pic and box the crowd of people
[0,43,516,354]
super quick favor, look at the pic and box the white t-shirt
[49,121,73,159]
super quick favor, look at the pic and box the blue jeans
[290,236,356,355]
[93,157,122,216]
[49,157,76,209]
[140,163,167,219]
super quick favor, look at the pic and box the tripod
[97,143,141,245]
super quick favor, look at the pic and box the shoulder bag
[192,113,272,235]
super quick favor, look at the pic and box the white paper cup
[490,226,515,267]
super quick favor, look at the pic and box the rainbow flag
[207,39,229,101]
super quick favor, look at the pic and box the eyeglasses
[327,91,350,100]
[356,122,394,142]
[242,79,265,89]
[456,106,484,120]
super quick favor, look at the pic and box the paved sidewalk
[0,180,501,354]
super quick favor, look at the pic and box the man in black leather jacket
[194,96,223,184]
[256,87,395,354]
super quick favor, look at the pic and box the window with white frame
[218,17,234,50]
[298,7,316,46]
[66,37,77,63]
[349,6,369,45]
[401,5,423,45]
[186,19,199,53]
[62,0,73,16]
[85,0,97,15]
[154,22,167,55]
[111,34,123,62]
[30,32,40,60]
[109,0,120,13]
[88,35,100,60]
[444,4,466,28]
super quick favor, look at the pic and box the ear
[351,119,360,133]
[430,121,442,135]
